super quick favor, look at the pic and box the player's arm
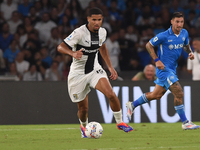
[57,42,83,60]
[99,43,118,80]
[183,45,194,60]
[146,42,165,70]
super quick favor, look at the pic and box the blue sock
[174,104,188,123]
[132,94,149,108]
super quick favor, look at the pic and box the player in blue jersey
[126,12,199,130]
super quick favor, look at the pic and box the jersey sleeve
[184,30,189,46]
[63,29,81,49]
[149,32,165,47]
[99,28,107,46]
[102,28,107,44]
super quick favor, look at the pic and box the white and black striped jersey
[63,24,107,74]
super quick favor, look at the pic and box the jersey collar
[168,26,173,35]
[85,24,99,35]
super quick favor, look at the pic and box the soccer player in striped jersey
[57,7,133,138]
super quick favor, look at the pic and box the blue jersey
[149,26,189,80]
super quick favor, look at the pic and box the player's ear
[87,16,90,23]
[171,19,173,25]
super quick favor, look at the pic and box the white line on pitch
[129,145,200,149]
[0,128,79,131]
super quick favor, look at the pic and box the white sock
[113,109,123,124]
[79,118,88,127]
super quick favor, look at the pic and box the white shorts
[68,68,108,103]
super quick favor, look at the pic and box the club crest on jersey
[182,37,185,41]
[73,94,78,99]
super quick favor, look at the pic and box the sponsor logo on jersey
[82,48,98,53]
[91,41,99,45]
[169,44,183,50]
[174,44,183,49]
[168,40,173,42]
[153,37,158,42]
[169,44,174,50]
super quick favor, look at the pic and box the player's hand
[156,60,165,70]
[188,52,194,60]
[72,48,83,60]
[108,67,118,80]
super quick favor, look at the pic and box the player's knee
[176,91,184,99]
[107,91,117,101]
[156,95,162,100]
[148,93,162,100]
[154,93,163,100]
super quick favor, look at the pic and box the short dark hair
[172,12,184,19]
[87,7,103,17]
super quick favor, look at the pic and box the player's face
[87,14,103,33]
[171,17,184,34]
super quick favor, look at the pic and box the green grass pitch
[0,122,200,150]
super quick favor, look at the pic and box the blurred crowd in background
[0,0,199,81]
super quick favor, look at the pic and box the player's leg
[169,81,200,130]
[126,84,166,121]
[169,81,184,106]
[95,78,120,111]
[77,95,89,138]
[77,95,89,127]
[95,78,133,132]
[169,81,187,122]
[67,72,91,137]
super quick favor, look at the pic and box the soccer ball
[85,121,103,139]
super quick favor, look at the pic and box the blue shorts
[154,72,179,90]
